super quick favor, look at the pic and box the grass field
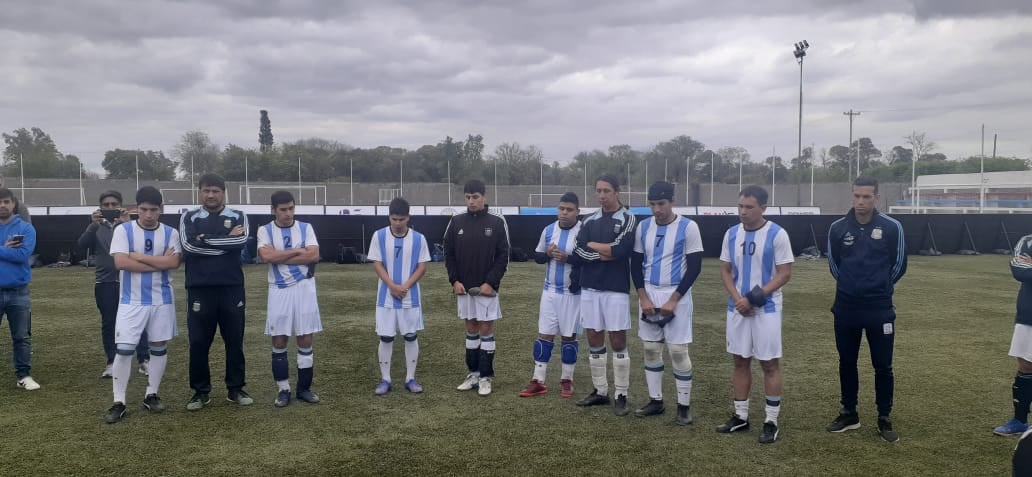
[0,255,1022,476]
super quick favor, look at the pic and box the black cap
[648,182,675,201]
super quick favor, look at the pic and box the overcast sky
[2,0,1031,173]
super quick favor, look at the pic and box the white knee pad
[642,340,664,366]
[668,342,693,373]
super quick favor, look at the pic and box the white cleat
[457,373,480,391]
[477,377,493,396]
[17,376,41,391]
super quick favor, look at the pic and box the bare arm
[259,246,302,264]
[282,246,320,265]
[113,253,160,273]
[761,263,793,296]
[129,249,180,270]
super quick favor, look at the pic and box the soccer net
[378,188,401,205]
[238,185,326,205]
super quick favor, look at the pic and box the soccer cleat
[759,421,779,444]
[17,376,40,391]
[186,392,210,411]
[143,394,166,413]
[297,390,320,404]
[519,379,548,397]
[634,399,665,418]
[575,389,611,407]
[227,390,254,406]
[877,416,899,442]
[405,379,424,394]
[375,380,392,396]
[559,379,574,398]
[613,395,629,416]
[716,414,750,433]
[827,411,861,433]
[477,377,493,396]
[456,373,480,391]
[676,404,693,426]
[274,390,291,408]
[994,418,1030,436]
[101,364,113,379]
[105,402,127,424]
[138,360,150,376]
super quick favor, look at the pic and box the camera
[100,209,121,221]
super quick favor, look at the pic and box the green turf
[0,255,1021,475]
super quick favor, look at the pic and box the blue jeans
[0,286,32,378]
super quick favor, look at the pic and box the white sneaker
[477,377,493,396]
[17,376,40,391]
[138,360,150,376]
[101,364,113,378]
[456,373,480,391]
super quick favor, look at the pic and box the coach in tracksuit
[826,176,907,442]
[179,174,252,410]
[445,180,511,396]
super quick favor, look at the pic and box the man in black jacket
[994,232,1032,437]
[444,180,510,397]
[179,174,252,410]
[826,176,907,442]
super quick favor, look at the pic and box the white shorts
[115,303,177,345]
[265,279,323,336]
[1009,324,1032,362]
[581,289,630,332]
[376,307,425,336]
[637,285,693,344]
[456,294,502,321]
[539,290,581,337]
[726,309,782,361]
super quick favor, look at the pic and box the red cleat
[560,379,574,398]
[519,379,548,397]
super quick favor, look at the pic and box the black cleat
[827,411,861,433]
[676,404,693,426]
[105,402,127,424]
[877,416,899,442]
[634,399,665,418]
[613,395,629,416]
[759,421,779,444]
[716,414,750,433]
[142,394,165,413]
[297,389,321,404]
[186,392,210,411]
[274,390,291,408]
[575,389,611,407]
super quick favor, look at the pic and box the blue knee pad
[533,338,554,363]
[379,335,395,343]
[403,333,418,342]
[116,344,136,356]
[560,340,579,365]
[150,344,168,356]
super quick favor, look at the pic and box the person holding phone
[78,191,151,379]
[0,187,39,390]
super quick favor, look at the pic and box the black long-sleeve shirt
[443,206,510,291]
[828,208,907,312]
[1012,234,1032,326]
[77,220,119,283]
[566,206,636,294]
[179,206,249,288]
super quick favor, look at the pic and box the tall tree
[101,149,178,180]
[2,127,80,178]
[259,110,274,152]
[172,131,220,180]
[490,142,544,185]
[887,145,913,164]
[849,137,882,171]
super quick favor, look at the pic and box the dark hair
[559,192,579,208]
[596,174,620,192]
[389,197,411,216]
[463,180,486,195]
[853,176,879,194]
[198,173,226,191]
[739,185,769,206]
[271,190,294,208]
[99,190,122,205]
[136,186,163,207]
[0,187,13,201]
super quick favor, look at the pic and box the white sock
[645,369,663,400]
[404,339,419,382]
[674,374,693,406]
[145,353,167,396]
[612,349,630,398]
[277,380,290,392]
[765,396,781,425]
[378,341,393,382]
[734,399,750,420]
[560,363,575,381]
[589,350,608,396]
[532,361,547,382]
[112,354,133,404]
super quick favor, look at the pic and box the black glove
[746,285,766,308]
[641,312,675,328]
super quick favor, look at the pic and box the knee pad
[149,344,168,356]
[533,338,554,363]
[379,335,395,343]
[403,333,418,342]
[668,342,693,374]
[642,340,664,367]
[560,340,578,365]
[116,344,136,355]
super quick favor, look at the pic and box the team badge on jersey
[458,229,464,235]
[193,301,201,312]
[843,232,855,246]
[871,227,883,240]
[613,223,620,234]
[485,227,493,237]
[224,219,232,229]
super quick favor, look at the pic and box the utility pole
[843,109,861,181]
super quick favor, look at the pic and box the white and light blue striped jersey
[634,215,703,287]
[535,220,582,294]
[109,221,180,306]
[257,221,319,289]
[719,221,794,313]
[367,227,431,309]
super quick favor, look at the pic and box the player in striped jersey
[630,182,703,425]
[716,185,794,444]
[368,198,431,395]
[519,192,582,399]
[257,191,323,407]
[104,187,181,423]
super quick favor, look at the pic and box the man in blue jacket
[0,187,39,390]
[826,176,907,442]
[993,232,1032,437]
